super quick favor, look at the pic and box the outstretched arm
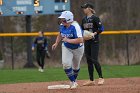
[32,38,37,51]
[52,33,62,50]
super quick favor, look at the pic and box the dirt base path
[0,77,140,93]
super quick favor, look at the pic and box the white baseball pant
[62,43,84,70]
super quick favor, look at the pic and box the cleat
[70,82,78,89]
[83,80,95,86]
[98,78,104,85]
[38,67,42,72]
[40,69,44,72]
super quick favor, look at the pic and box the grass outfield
[0,65,140,84]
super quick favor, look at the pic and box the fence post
[126,34,130,66]
[11,37,14,70]
[24,15,36,68]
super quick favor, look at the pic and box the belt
[70,45,83,50]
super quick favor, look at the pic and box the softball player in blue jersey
[52,11,84,89]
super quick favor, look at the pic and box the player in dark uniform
[81,3,104,85]
[32,31,48,72]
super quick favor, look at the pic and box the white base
[48,85,70,89]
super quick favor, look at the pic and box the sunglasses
[58,19,67,25]
[60,19,67,23]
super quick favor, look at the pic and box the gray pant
[62,43,84,70]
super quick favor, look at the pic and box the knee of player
[63,63,71,69]
[72,65,80,70]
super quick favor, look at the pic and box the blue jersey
[59,21,83,49]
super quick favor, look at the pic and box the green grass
[0,65,140,84]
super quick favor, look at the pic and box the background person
[32,31,48,72]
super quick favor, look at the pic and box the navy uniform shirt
[81,15,104,41]
[32,37,48,51]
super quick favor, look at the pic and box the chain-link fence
[0,31,140,69]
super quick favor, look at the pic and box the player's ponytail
[89,8,96,14]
